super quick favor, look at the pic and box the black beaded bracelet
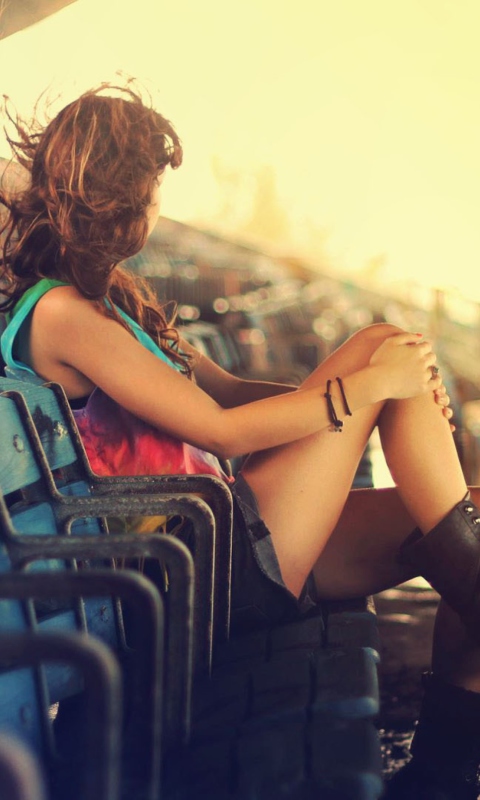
[324,379,343,432]
[336,377,352,417]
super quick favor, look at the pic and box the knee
[343,323,406,364]
[350,322,406,348]
[357,322,405,342]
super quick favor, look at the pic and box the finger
[420,345,436,360]
[425,360,439,375]
[429,376,443,391]
[436,394,450,407]
[415,344,436,361]
[427,360,440,376]
[389,332,425,346]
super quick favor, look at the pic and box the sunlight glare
[1,0,479,300]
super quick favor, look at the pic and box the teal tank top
[1,278,232,484]
[0,278,182,379]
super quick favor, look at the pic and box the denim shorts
[229,473,317,635]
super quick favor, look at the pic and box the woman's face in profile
[146,170,166,236]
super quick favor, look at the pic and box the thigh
[241,324,401,596]
[241,409,378,595]
[229,475,310,636]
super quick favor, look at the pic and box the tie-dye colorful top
[1,278,232,489]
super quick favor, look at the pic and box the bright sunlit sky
[1,0,479,300]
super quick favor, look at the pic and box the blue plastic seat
[0,376,233,660]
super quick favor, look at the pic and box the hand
[434,381,456,432]
[369,332,442,400]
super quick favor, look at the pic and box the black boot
[399,494,480,643]
[386,673,480,800]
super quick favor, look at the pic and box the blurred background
[1,0,480,486]
[1,1,479,295]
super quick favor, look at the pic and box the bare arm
[28,287,441,460]
[181,336,455,428]
[179,336,298,408]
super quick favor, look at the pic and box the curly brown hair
[0,82,192,375]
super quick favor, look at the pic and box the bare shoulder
[32,285,117,351]
[30,285,117,381]
[27,286,107,394]
[34,285,103,328]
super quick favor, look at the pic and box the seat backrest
[0,631,122,800]
[0,372,124,777]
[0,390,121,701]
[0,377,233,656]
[0,381,105,538]
[0,384,199,754]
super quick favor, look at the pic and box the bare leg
[242,322,467,596]
[243,322,480,795]
[316,450,480,693]
[379,394,480,691]
[311,486,418,599]
[378,394,467,534]
[242,323,480,696]
[242,323,394,596]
